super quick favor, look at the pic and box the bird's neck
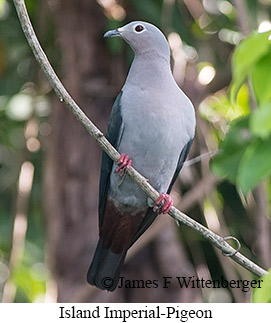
[125,52,173,88]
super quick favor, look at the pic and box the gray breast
[108,84,194,208]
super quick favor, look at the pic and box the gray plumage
[87,21,196,291]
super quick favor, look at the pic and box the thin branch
[13,0,268,278]
[184,150,219,167]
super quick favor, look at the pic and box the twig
[184,150,219,167]
[13,0,268,278]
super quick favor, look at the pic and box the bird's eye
[135,25,144,32]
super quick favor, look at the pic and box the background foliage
[0,0,270,302]
[212,30,271,195]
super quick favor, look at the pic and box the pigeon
[87,21,196,291]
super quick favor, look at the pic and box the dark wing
[167,138,193,194]
[99,92,124,226]
[129,138,194,247]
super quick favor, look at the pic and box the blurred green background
[0,0,271,303]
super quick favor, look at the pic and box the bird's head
[104,21,170,60]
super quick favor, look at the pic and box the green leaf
[237,137,271,195]
[230,31,271,102]
[251,54,271,105]
[234,83,250,116]
[250,103,271,139]
[211,116,251,182]
[252,270,271,303]
[12,264,46,302]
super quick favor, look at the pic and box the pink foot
[153,193,173,214]
[115,153,132,176]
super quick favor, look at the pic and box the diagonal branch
[13,0,267,278]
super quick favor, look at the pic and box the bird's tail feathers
[87,238,127,291]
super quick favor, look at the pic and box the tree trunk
[44,0,200,302]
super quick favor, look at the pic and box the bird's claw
[153,193,173,214]
[115,153,132,176]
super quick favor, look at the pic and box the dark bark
[44,0,200,302]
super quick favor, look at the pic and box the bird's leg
[153,193,173,214]
[115,153,132,176]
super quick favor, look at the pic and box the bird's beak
[103,28,121,38]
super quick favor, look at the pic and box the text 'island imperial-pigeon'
[87,21,196,291]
